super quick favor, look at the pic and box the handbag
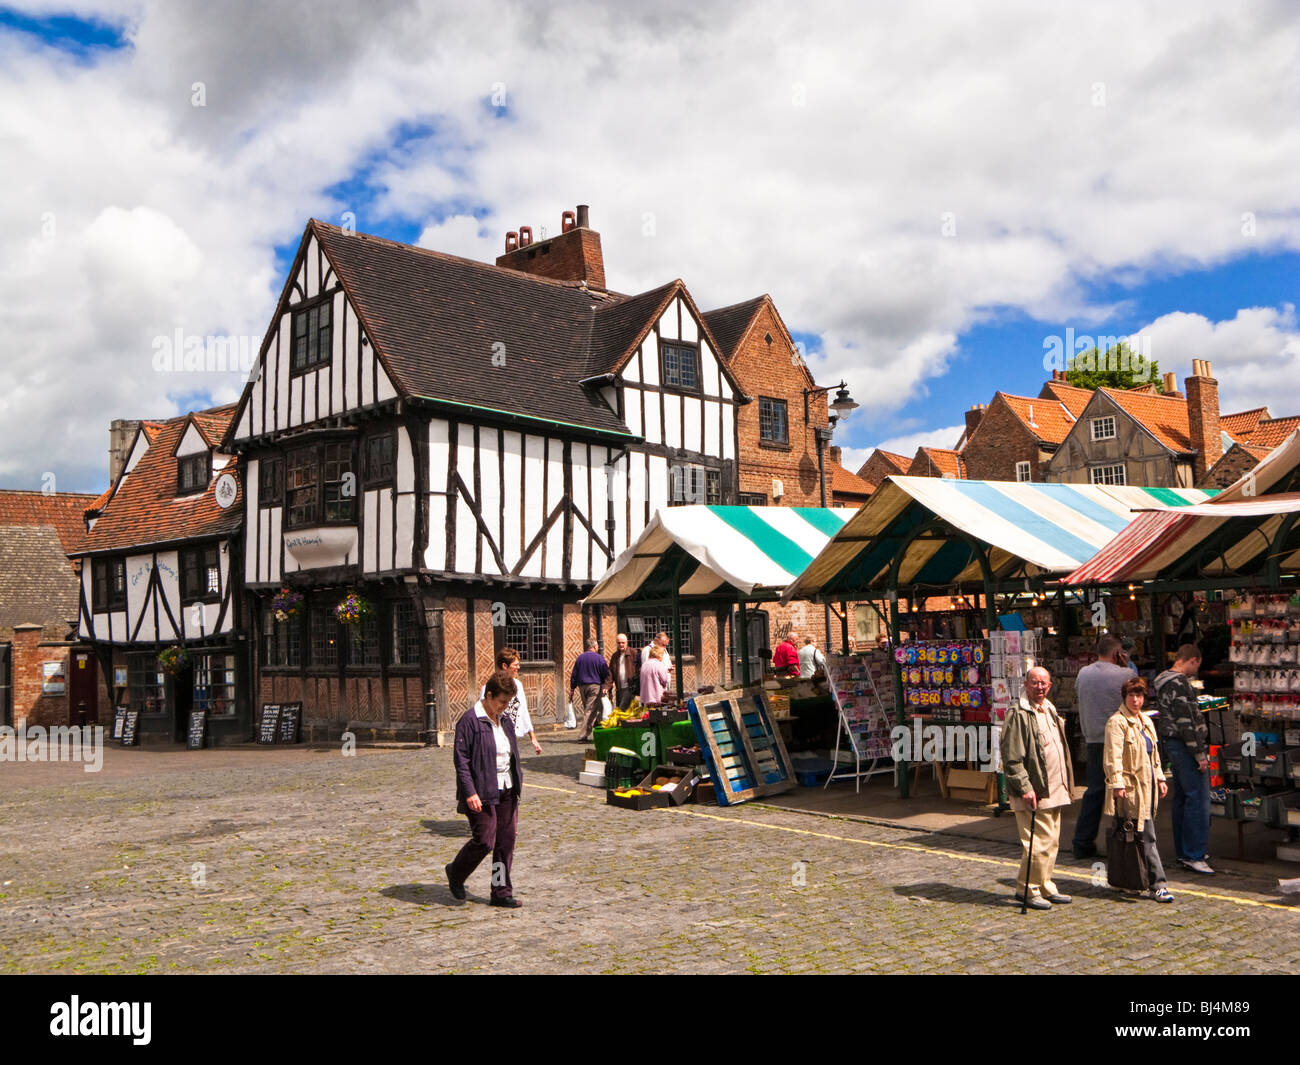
[1106,803,1150,892]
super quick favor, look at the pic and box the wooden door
[68,646,99,726]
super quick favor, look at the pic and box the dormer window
[291,299,332,373]
[177,452,210,495]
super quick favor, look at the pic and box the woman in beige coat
[1103,677,1172,902]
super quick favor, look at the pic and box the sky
[1,0,1297,492]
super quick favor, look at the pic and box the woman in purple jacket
[445,670,523,908]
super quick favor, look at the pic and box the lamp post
[801,381,858,649]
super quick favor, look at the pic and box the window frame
[738,492,767,506]
[127,651,166,714]
[364,430,396,487]
[1089,463,1127,486]
[177,451,210,496]
[284,440,357,530]
[290,297,333,375]
[1015,460,1032,483]
[262,606,302,669]
[193,651,236,716]
[258,456,284,508]
[502,606,553,664]
[659,341,701,393]
[1090,415,1117,442]
[308,605,340,669]
[92,557,126,612]
[390,600,423,670]
[179,543,221,603]
[622,611,696,659]
[758,396,790,445]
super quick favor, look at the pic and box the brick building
[855,449,910,491]
[0,490,107,728]
[1201,414,1300,488]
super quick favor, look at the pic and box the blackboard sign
[120,709,140,747]
[257,704,281,744]
[112,708,127,740]
[187,710,207,750]
[276,702,302,744]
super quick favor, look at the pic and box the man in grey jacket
[1071,635,1133,858]
[1154,643,1213,874]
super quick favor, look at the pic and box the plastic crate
[1238,787,1272,822]
[604,747,642,791]
[1256,746,1300,781]
[1266,790,1300,828]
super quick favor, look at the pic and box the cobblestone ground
[2,742,1298,974]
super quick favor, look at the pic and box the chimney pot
[1162,371,1177,394]
[562,210,576,233]
[505,231,518,252]
[576,204,590,228]
[519,225,532,247]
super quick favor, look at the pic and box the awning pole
[889,588,906,799]
[672,576,684,704]
[738,599,751,687]
[840,598,850,652]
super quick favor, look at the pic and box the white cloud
[2,0,1300,488]
[867,425,967,460]
[1130,306,1300,415]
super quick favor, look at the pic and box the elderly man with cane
[1000,666,1075,911]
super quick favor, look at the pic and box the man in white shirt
[640,630,674,673]
[797,635,826,679]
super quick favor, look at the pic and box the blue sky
[2,2,1298,490]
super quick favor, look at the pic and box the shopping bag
[563,701,576,729]
[600,695,613,722]
[1106,815,1149,891]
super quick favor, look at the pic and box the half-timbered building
[224,207,750,739]
[72,406,246,743]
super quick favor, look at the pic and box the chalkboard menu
[112,708,127,741]
[187,710,207,750]
[120,709,140,747]
[257,704,281,744]
[276,702,302,744]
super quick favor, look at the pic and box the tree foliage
[1064,342,1162,392]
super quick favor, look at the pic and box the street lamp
[801,380,858,652]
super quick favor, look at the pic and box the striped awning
[1064,430,1300,584]
[781,477,1218,600]
[584,505,858,603]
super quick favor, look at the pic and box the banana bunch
[597,698,643,730]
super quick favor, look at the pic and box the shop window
[1090,463,1127,486]
[291,299,332,373]
[624,613,694,657]
[660,342,699,392]
[259,456,284,507]
[758,397,789,444]
[1090,415,1117,442]
[504,608,551,663]
[177,452,210,496]
[309,607,339,668]
[1015,460,1032,483]
[193,652,236,716]
[285,441,356,528]
[180,544,221,601]
[262,607,302,668]
[127,652,166,714]
[391,601,423,667]
[350,612,381,667]
[92,558,126,612]
[364,432,396,486]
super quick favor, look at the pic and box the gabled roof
[1098,388,1194,453]
[76,405,241,555]
[701,296,767,361]
[1038,380,1096,414]
[856,449,911,487]
[0,490,99,554]
[829,460,873,499]
[910,447,965,479]
[1220,407,1270,438]
[589,280,680,377]
[998,392,1079,445]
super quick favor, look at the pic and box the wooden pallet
[687,689,797,806]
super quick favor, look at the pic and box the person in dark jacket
[1153,643,1213,874]
[572,638,611,742]
[608,632,640,710]
[445,669,524,907]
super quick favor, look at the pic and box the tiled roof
[589,280,680,378]
[0,490,99,554]
[77,406,241,554]
[1245,416,1300,450]
[1220,407,1269,439]
[910,447,965,478]
[0,525,80,630]
[701,296,766,360]
[998,392,1078,445]
[1038,380,1095,415]
[828,460,873,499]
[1100,388,1194,452]
[855,449,911,489]
[310,221,657,437]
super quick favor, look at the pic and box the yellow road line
[674,807,1298,912]
[528,783,577,794]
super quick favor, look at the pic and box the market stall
[582,504,858,805]
[1063,430,1300,861]
[782,476,1219,800]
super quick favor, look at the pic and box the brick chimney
[495,204,606,289]
[1185,359,1221,482]
[109,419,141,483]
[965,403,987,439]
[828,446,842,466]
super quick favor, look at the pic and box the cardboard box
[639,763,702,806]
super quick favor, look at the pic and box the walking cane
[1020,801,1037,915]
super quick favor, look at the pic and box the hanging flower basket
[334,592,372,627]
[158,645,189,675]
[271,587,304,622]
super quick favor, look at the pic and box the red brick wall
[495,228,605,289]
[960,400,1043,481]
[442,596,471,724]
[1200,445,1258,489]
[1186,367,1222,483]
[10,626,71,727]
[730,303,828,505]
